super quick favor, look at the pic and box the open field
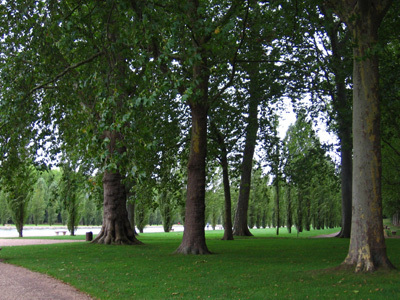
[1,227,399,299]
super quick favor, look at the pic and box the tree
[59,164,82,236]
[326,0,395,272]
[209,120,235,240]
[283,111,339,234]
[0,1,154,245]
[29,177,48,225]
[1,159,36,237]
[0,190,11,225]
[264,115,284,235]
[173,0,246,254]
[316,5,353,238]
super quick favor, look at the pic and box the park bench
[55,231,67,236]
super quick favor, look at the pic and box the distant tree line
[0,167,103,236]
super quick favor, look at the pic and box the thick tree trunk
[93,170,142,245]
[340,1,394,271]
[175,103,211,254]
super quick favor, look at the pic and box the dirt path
[0,239,85,247]
[310,232,340,238]
[0,239,93,300]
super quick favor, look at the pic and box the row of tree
[1,108,342,237]
[1,1,399,272]
[0,168,103,236]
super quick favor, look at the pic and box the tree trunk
[337,0,394,272]
[321,7,353,238]
[161,193,174,233]
[175,103,211,254]
[337,138,352,238]
[210,120,233,240]
[286,186,292,233]
[275,179,280,235]
[221,146,234,241]
[233,97,259,236]
[93,170,142,245]
[296,192,303,233]
[126,201,138,235]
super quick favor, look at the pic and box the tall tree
[232,2,264,237]
[0,1,159,245]
[326,0,395,272]
[209,119,235,240]
[172,0,246,254]
[316,5,353,238]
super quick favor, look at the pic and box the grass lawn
[1,227,399,299]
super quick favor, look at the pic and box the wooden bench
[55,231,67,236]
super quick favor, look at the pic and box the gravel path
[0,239,93,300]
[0,239,85,247]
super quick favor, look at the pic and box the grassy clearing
[2,228,399,299]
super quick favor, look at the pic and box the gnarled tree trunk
[93,170,142,245]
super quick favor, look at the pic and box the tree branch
[383,138,400,158]
[30,51,105,94]
[211,0,249,102]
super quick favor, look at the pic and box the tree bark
[175,103,211,254]
[329,0,395,272]
[93,170,142,245]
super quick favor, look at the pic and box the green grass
[2,228,400,299]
